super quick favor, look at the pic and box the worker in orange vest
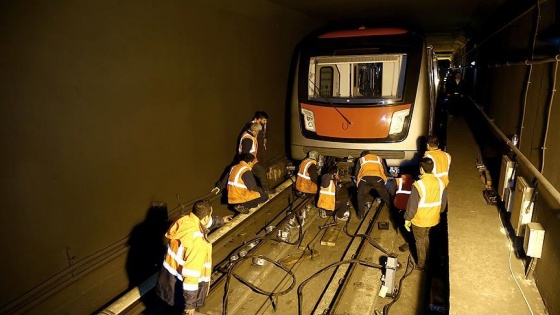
[295,151,319,195]
[317,166,350,221]
[155,200,231,315]
[389,173,415,212]
[424,136,451,187]
[354,150,391,219]
[227,153,269,214]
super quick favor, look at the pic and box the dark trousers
[326,199,348,219]
[412,225,432,268]
[252,163,270,191]
[357,176,390,216]
[241,189,268,209]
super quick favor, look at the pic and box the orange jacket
[356,154,387,184]
[317,179,336,210]
[227,161,261,204]
[155,213,212,309]
[296,158,318,194]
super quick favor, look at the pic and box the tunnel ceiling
[270,0,509,57]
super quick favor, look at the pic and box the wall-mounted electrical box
[498,155,515,201]
[510,177,534,237]
[523,222,545,258]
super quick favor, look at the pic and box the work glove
[211,187,220,195]
[404,220,412,232]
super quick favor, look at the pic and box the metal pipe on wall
[540,59,559,173]
[471,99,560,207]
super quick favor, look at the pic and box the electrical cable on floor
[497,204,535,315]
[342,200,390,255]
[219,196,313,314]
[296,259,384,315]
[222,254,296,315]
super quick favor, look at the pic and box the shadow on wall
[126,204,170,289]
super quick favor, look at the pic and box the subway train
[289,27,438,175]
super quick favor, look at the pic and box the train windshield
[308,54,407,104]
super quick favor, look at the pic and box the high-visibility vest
[357,154,387,184]
[227,161,261,204]
[317,180,336,210]
[411,174,444,227]
[393,174,414,210]
[161,213,212,293]
[296,158,318,194]
[424,150,451,187]
[238,131,258,162]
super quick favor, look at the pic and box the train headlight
[389,109,410,135]
[301,108,316,132]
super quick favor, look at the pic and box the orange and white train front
[290,27,435,168]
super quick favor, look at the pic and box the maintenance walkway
[447,115,547,315]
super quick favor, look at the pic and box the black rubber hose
[222,254,296,315]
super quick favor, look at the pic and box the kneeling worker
[295,150,319,195]
[228,153,269,214]
[155,199,232,315]
[403,158,447,271]
[318,166,350,221]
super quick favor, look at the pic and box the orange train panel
[300,103,412,139]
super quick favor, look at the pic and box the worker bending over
[354,150,391,219]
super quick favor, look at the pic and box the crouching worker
[155,200,232,315]
[228,153,269,214]
[389,173,415,213]
[295,150,319,196]
[317,166,350,221]
[403,158,447,271]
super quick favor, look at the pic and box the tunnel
[1,1,559,314]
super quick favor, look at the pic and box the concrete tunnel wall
[461,0,560,313]
[0,1,323,313]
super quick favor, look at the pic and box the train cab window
[308,54,407,104]
[319,67,334,97]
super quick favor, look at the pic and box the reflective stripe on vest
[238,132,258,155]
[297,159,315,180]
[318,180,336,210]
[357,154,387,183]
[228,162,260,203]
[425,152,451,179]
[296,159,318,194]
[396,178,412,195]
[227,166,249,189]
[417,177,444,208]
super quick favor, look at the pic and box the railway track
[113,179,416,315]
